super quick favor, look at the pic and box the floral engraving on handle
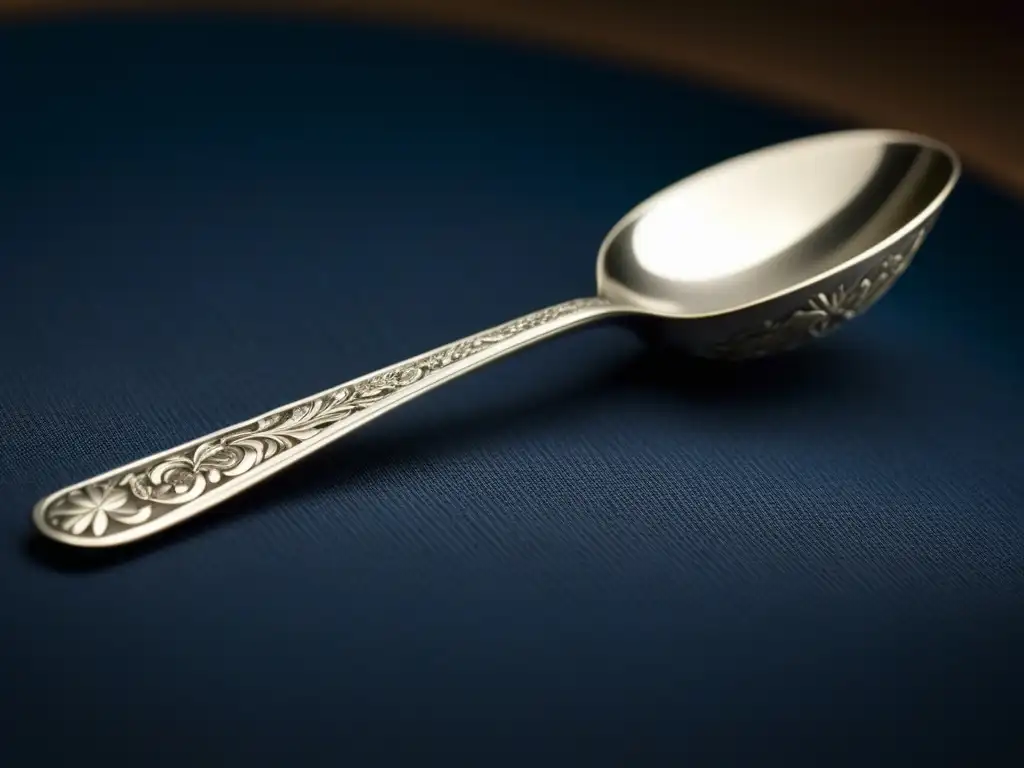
[40,298,609,540]
[44,484,153,538]
[709,228,927,360]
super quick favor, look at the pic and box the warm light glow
[630,140,884,282]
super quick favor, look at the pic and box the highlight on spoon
[599,129,960,318]
[630,138,886,282]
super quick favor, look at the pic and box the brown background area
[3,0,1022,196]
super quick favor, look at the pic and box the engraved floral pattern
[38,298,608,541]
[709,228,927,360]
[45,483,152,537]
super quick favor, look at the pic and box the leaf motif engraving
[709,228,926,360]
[39,298,607,539]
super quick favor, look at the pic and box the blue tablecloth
[2,17,1021,765]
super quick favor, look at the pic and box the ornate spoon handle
[33,298,621,547]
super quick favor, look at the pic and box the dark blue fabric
[1,16,1021,766]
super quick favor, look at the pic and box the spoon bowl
[32,128,960,547]
[599,129,959,358]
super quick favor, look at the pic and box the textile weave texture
[1,17,1021,765]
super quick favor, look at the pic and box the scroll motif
[39,298,609,540]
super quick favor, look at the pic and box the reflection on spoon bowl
[599,128,959,358]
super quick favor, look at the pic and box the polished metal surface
[33,129,960,547]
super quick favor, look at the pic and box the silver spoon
[33,129,960,547]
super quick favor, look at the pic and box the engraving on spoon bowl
[38,298,610,542]
[705,226,928,360]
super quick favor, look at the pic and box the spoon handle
[33,297,622,547]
